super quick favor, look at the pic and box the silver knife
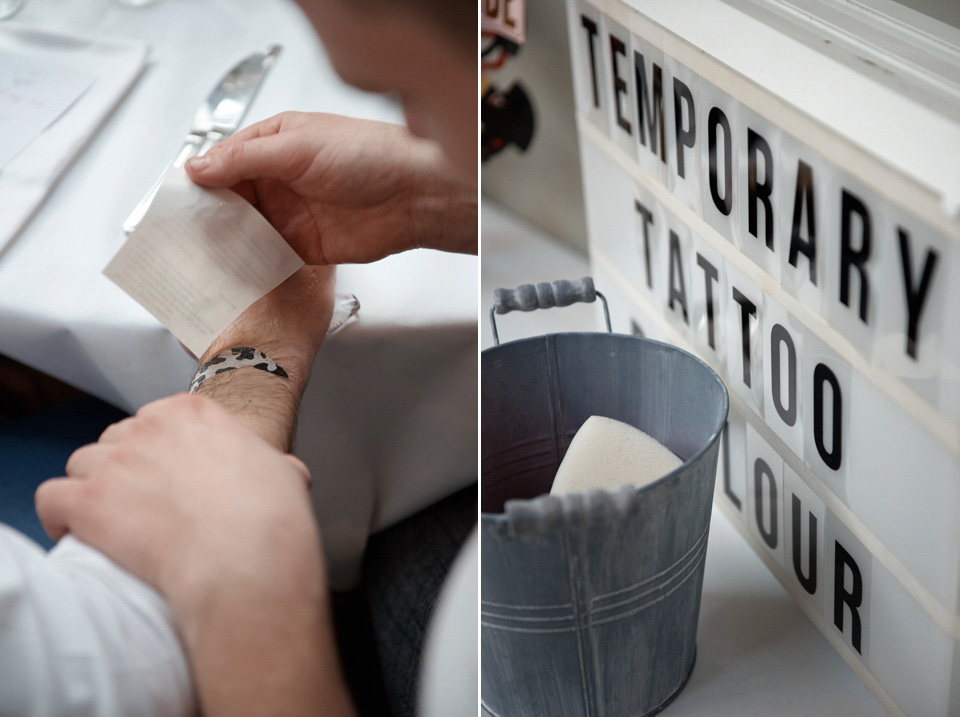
[122,44,282,234]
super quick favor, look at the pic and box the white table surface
[481,199,886,715]
[0,0,477,588]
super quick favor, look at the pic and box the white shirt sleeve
[0,525,195,716]
[418,528,477,717]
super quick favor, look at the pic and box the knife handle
[122,136,205,235]
[197,131,225,157]
[174,134,205,167]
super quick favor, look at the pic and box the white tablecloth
[0,0,477,588]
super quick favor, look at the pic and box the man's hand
[35,393,355,716]
[185,111,477,265]
[36,394,314,598]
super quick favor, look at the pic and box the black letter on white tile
[708,107,733,216]
[792,494,817,595]
[696,253,719,350]
[609,35,631,134]
[634,50,665,162]
[788,160,817,285]
[722,423,741,511]
[634,200,655,290]
[833,541,863,654]
[668,230,689,323]
[813,363,843,471]
[732,288,757,388]
[581,16,601,109]
[747,128,774,249]
[840,189,872,324]
[897,228,939,360]
[673,77,696,178]
[770,323,797,427]
[754,457,778,550]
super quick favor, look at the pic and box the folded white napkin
[0,25,147,251]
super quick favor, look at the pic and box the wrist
[169,558,354,716]
[197,265,335,384]
[197,338,314,397]
[164,505,328,646]
[407,143,478,255]
[190,366,304,452]
[171,555,326,649]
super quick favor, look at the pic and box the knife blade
[122,44,282,235]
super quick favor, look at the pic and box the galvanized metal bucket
[481,278,729,717]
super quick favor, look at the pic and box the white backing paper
[103,168,304,356]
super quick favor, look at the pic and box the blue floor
[0,396,128,549]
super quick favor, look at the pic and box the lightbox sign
[566,0,960,714]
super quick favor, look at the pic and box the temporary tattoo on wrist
[189,347,288,394]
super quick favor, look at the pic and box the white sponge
[550,416,682,496]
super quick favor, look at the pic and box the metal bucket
[481,278,729,717]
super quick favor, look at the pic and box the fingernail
[187,155,210,171]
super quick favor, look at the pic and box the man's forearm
[190,266,333,452]
[192,347,309,453]
[172,265,351,715]
[179,549,355,717]
[167,383,355,716]
[412,147,478,256]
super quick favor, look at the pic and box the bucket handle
[489,276,612,345]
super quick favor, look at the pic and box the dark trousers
[0,395,128,549]
[333,482,477,717]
